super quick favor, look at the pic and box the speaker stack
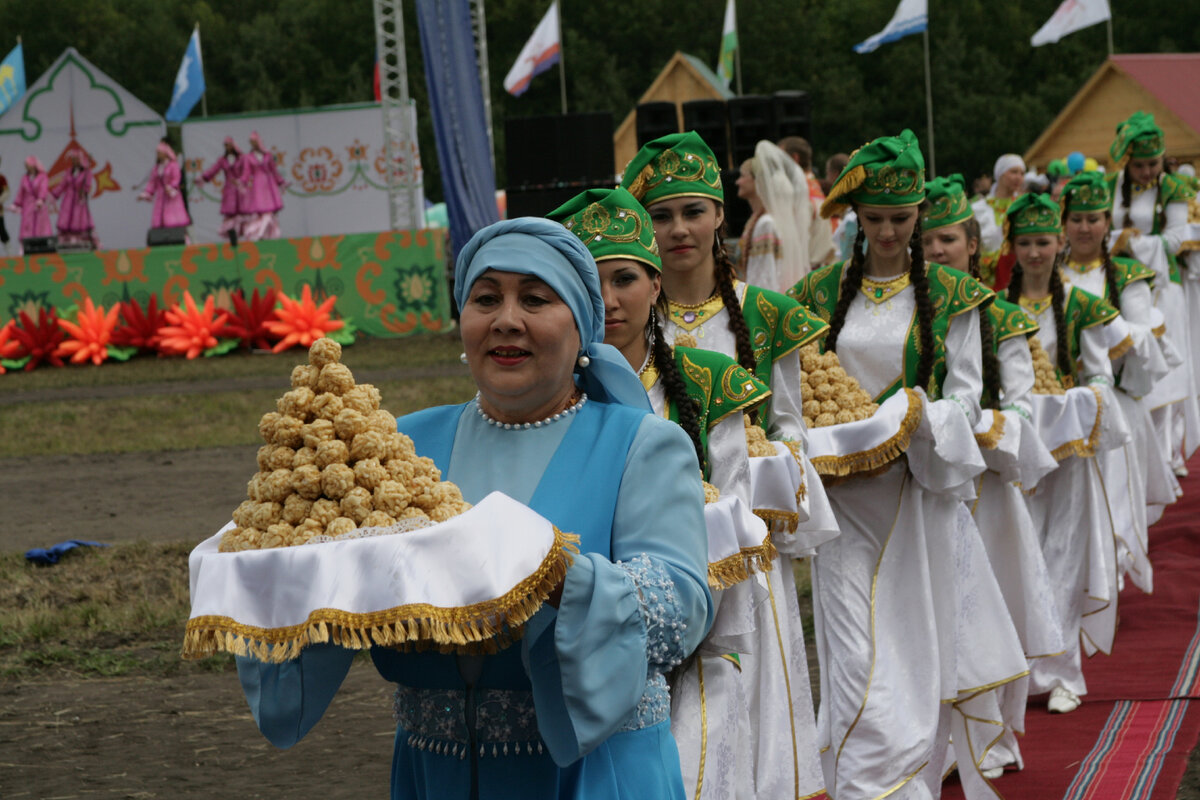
[147,226,188,247]
[21,236,57,255]
[505,112,615,219]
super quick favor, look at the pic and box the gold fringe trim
[1179,240,1200,255]
[707,537,778,590]
[753,508,799,533]
[974,412,1006,451]
[1152,323,1167,338]
[1111,227,1136,257]
[1108,334,1134,360]
[1048,385,1106,461]
[810,388,922,477]
[180,528,582,662]
[819,164,866,220]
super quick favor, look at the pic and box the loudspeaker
[505,112,614,191]
[720,168,753,241]
[773,90,812,147]
[506,183,612,219]
[727,95,775,166]
[682,100,730,168]
[147,226,188,247]
[21,236,57,254]
[635,102,679,149]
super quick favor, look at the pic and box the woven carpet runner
[944,457,1200,799]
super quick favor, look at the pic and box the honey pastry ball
[260,468,295,503]
[800,344,820,373]
[321,463,357,499]
[247,473,268,502]
[388,432,417,461]
[429,504,461,523]
[369,409,398,436]
[232,500,257,528]
[293,464,323,500]
[702,481,721,503]
[816,412,837,427]
[354,458,389,492]
[266,446,296,472]
[820,399,840,415]
[334,408,369,440]
[351,430,389,462]
[312,392,345,422]
[363,510,397,528]
[827,366,848,382]
[325,516,357,537]
[343,384,382,415]
[250,501,283,530]
[294,519,325,541]
[278,387,316,420]
[386,457,416,484]
[374,480,413,516]
[259,411,283,444]
[803,400,822,419]
[282,494,314,525]
[273,415,305,449]
[414,456,442,482]
[309,498,341,527]
[835,409,857,425]
[315,439,350,469]
[674,332,698,349]
[303,419,336,449]
[317,362,355,395]
[256,444,274,471]
[291,363,320,390]
[308,337,342,369]
[261,523,294,550]
[807,369,828,387]
[399,506,429,521]
[813,383,836,402]
[341,486,374,524]
[293,446,318,468]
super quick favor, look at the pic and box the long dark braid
[713,232,759,374]
[650,306,707,472]
[824,225,866,353]
[964,218,1001,409]
[1049,257,1073,381]
[908,217,937,391]
[1119,165,1133,230]
[1006,263,1024,303]
[1100,234,1122,312]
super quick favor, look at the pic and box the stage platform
[0,229,452,338]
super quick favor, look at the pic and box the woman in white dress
[735,140,812,293]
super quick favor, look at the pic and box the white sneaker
[981,766,1005,780]
[1048,685,1081,713]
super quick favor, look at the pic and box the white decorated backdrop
[180,102,424,243]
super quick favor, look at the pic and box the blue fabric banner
[0,43,26,116]
[415,0,500,259]
[166,29,205,123]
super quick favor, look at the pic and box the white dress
[663,285,833,800]
[810,282,1026,800]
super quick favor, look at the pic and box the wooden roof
[1024,53,1200,169]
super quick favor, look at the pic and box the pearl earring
[459,353,468,364]
[577,354,591,368]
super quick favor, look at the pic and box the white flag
[1031,0,1111,46]
[503,1,561,97]
[716,0,738,88]
[854,0,927,54]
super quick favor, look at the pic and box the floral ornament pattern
[291,146,344,193]
[6,290,52,322]
[200,276,245,312]
[97,248,150,286]
[393,261,441,316]
[346,140,369,163]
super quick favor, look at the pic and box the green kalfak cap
[1110,111,1165,169]
[922,174,973,232]
[1060,171,1112,214]
[820,128,926,219]
[548,187,661,272]
[1005,192,1062,239]
[620,131,724,208]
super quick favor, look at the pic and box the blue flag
[853,0,927,54]
[166,29,205,122]
[0,43,26,116]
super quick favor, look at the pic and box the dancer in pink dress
[51,150,97,249]
[197,136,249,246]
[9,156,52,251]
[241,131,286,241]
[139,142,191,230]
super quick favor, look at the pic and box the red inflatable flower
[12,307,65,370]
[0,320,20,374]
[225,287,279,350]
[112,296,168,352]
[55,297,121,366]
[158,291,231,359]
[265,284,343,353]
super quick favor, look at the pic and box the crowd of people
[226,110,1199,800]
[0,131,288,255]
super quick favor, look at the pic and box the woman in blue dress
[235,217,714,799]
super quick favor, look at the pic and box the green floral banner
[0,230,451,337]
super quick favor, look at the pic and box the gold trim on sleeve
[974,413,1007,450]
[1108,334,1134,360]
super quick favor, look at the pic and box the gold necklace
[1065,258,1103,273]
[1019,295,1055,316]
[668,292,725,330]
[860,272,911,304]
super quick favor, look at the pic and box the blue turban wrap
[454,218,651,411]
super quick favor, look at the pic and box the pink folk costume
[199,137,249,245]
[10,157,53,249]
[241,131,286,241]
[140,142,191,229]
[51,151,97,248]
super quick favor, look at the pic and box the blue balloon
[1067,151,1086,174]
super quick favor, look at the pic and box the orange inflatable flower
[0,320,20,374]
[265,284,343,353]
[54,297,121,366]
[158,291,231,359]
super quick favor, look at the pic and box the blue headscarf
[454,218,652,411]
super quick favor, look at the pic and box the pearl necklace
[475,392,587,430]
